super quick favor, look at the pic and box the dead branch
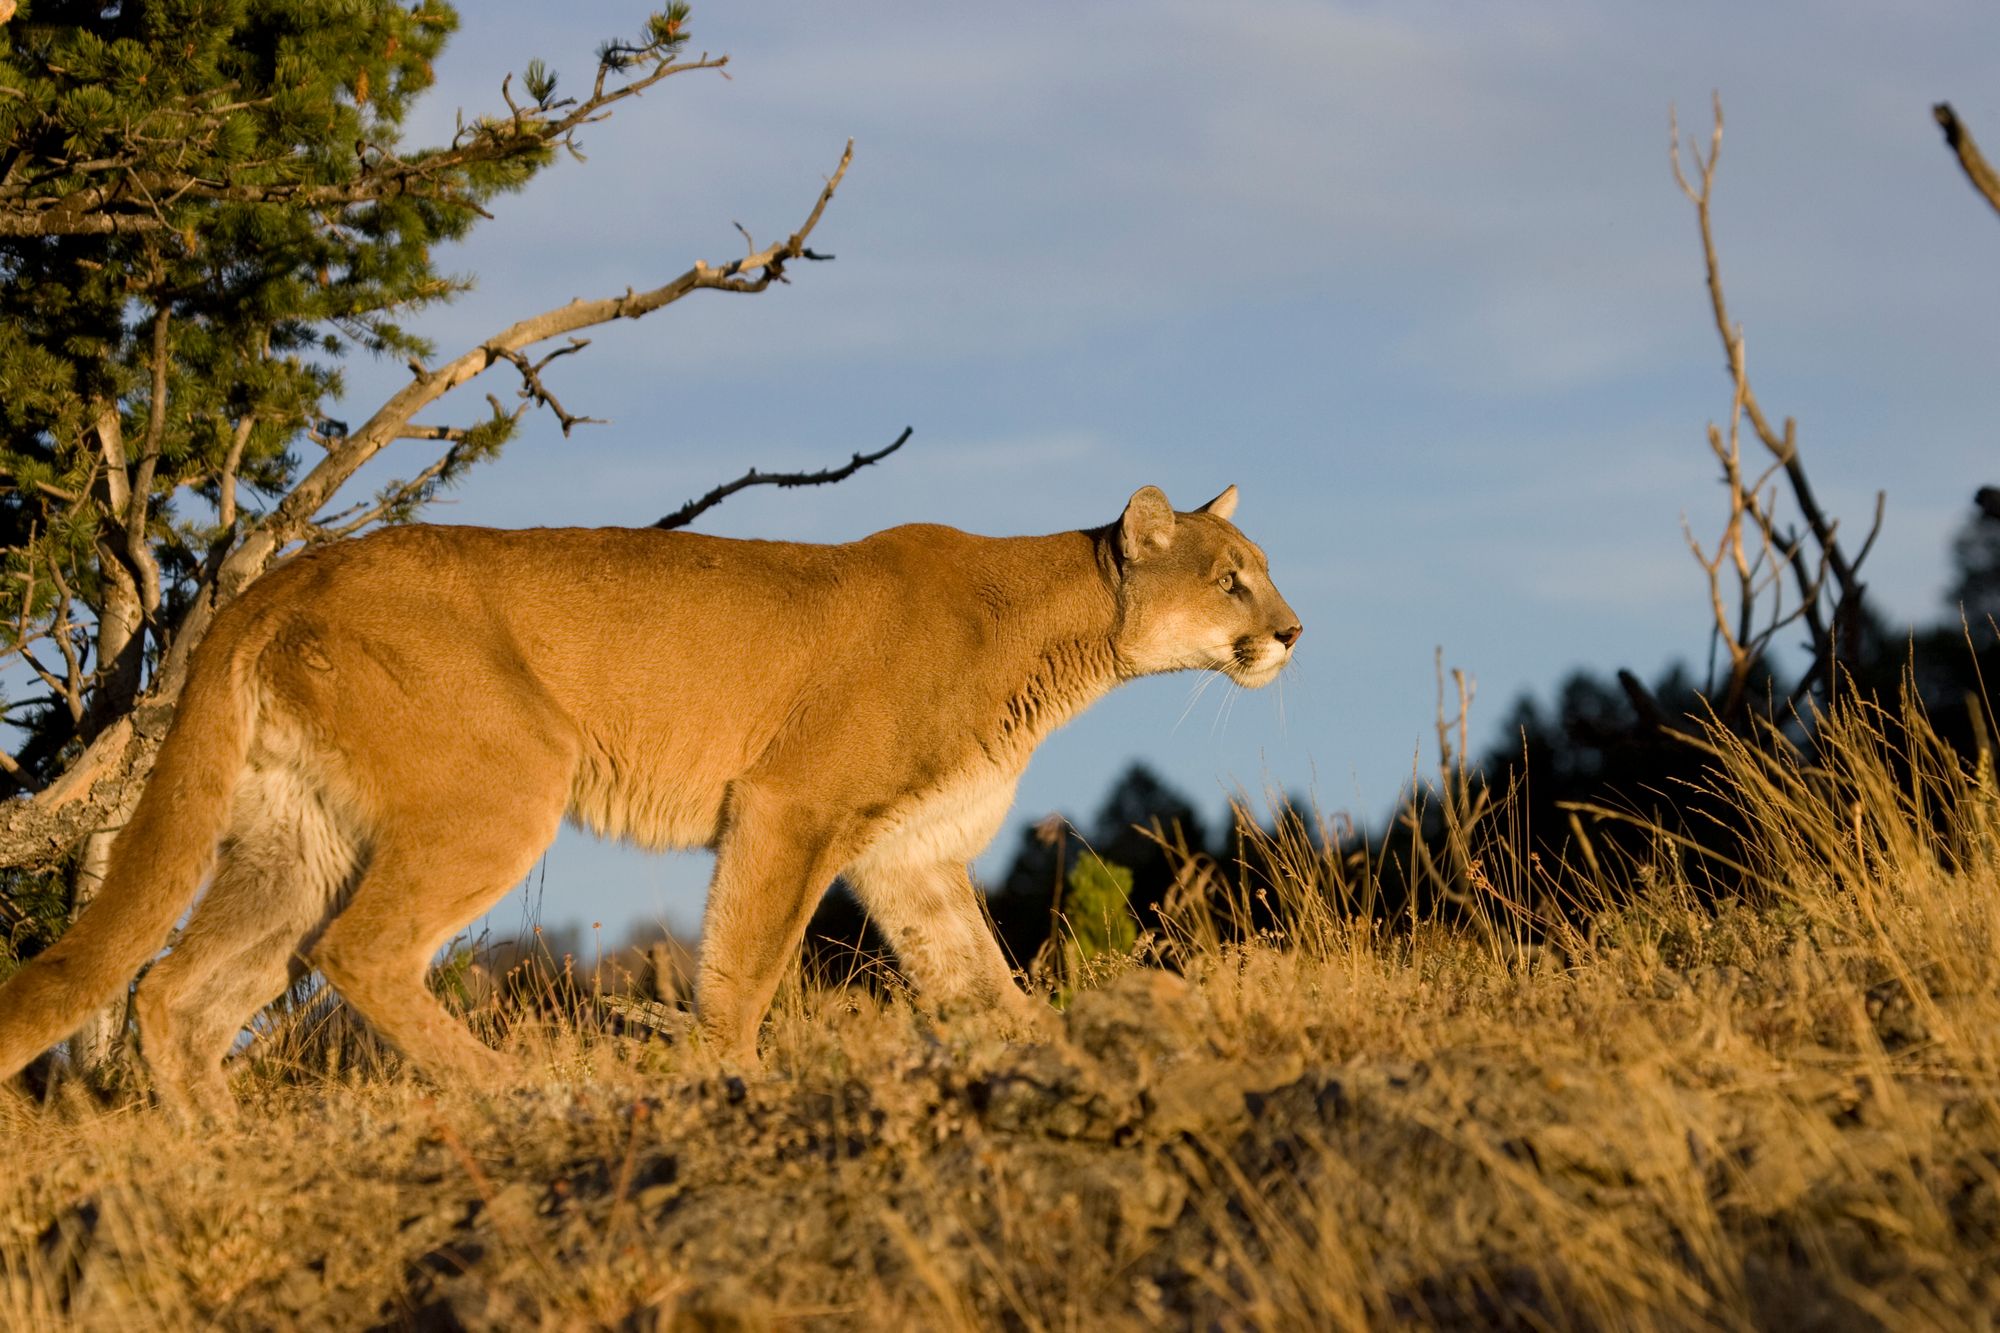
[395,424,472,443]
[312,432,500,543]
[122,306,170,622]
[1672,95,1881,706]
[94,403,130,518]
[216,413,254,531]
[493,341,603,436]
[43,562,86,725]
[1933,103,2000,220]
[1682,326,1781,717]
[655,425,912,531]
[0,708,172,873]
[226,138,852,574]
[58,135,860,727]
[0,747,40,794]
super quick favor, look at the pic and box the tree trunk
[63,828,131,1080]
[89,539,147,739]
[0,707,170,872]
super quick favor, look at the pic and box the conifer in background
[0,2,852,996]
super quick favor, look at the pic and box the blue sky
[331,1,2000,940]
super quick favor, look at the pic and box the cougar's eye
[1217,571,1238,594]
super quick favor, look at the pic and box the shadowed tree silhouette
[1949,499,2000,629]
[986,762,1209,965]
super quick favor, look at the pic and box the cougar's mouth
[1228,637,1291,688]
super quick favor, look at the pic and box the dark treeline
[803,499,2000,974]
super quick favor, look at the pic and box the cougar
[0,484,1300,1115]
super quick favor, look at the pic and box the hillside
[6,703,1999,1330]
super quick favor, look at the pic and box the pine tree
[0,2,862,977]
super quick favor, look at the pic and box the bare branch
[313,396,527,540]
[1667,93,1723,208]
[5,530,87,735]
[216,413,255,530]
[493,341,603,436]
[0,746,42,795]
[12,645,65,703]
[315,450,464,541]
[396,424,472,443]
[1933,103,2000,220]
[231,140,853,567]
[1672,96,1875,705]
[94,402,130,517]
[1851,490,1887,575]
[122,306,170,620]
[654,426,913,531]
[45,561,87,724]
[0,710,170,873]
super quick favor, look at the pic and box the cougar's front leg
[845,858,1039,1025]
[695,786,845,1065]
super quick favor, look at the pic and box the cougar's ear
[1118,486,1176,560]
[1195,484,1239,521]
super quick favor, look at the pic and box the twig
[1933,103,2000,220]
[44,561,87,724]
[397,424,471,443]
[312,447,470,541]
[654,426,912,530]
[492,341,603,437]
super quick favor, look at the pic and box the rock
[1064,967,1206,1083]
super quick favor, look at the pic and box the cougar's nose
[1275,623,1302,649]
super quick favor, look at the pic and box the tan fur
[0,484,1299,1115]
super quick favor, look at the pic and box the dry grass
[6,695,2000,1330]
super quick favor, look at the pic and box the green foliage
[2,2,478,769]
[0,2,693,788]
[0,4,707,969]
[427,931,486,1016]
[0,866,67,983]
[1063,854,1137,964]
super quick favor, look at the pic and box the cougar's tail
[0,619,262,1085]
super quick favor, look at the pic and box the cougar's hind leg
[696,786,849,1066]
[134,762,361,1121]
[844,857,1038,1024]
[309,760,571,1086]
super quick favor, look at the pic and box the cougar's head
[1108,484,1302,688]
